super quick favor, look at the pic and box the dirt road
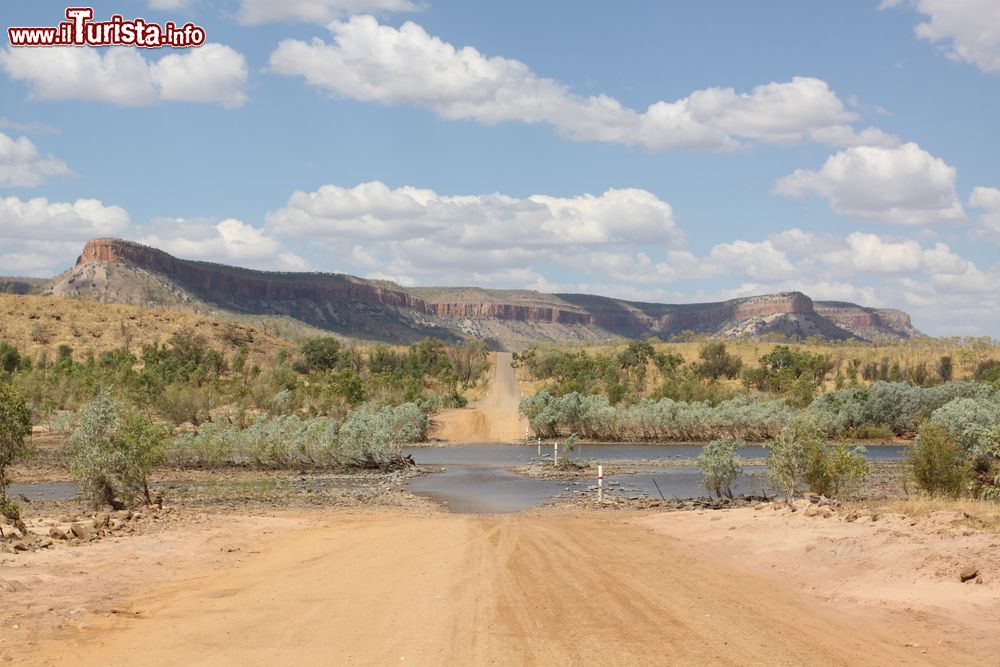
[432,351,529,443]
[21,512,958,667]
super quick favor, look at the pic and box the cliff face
[814,302,920,339]
[66,239,921,345]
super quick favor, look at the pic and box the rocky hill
[35,238,922,349]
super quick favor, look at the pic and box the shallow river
[403,443,906,514]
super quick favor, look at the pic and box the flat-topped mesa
[67,239,920,341]
[77,239,596,325]
[814,301,919,338]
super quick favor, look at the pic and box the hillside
[36,238,923,349]
[0,293,293,364]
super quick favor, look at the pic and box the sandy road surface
[432,351,529,443]
[21,512,949,667]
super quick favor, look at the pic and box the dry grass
[534,338,998,391]
[0,293,294,365]
[884,496,1000,532]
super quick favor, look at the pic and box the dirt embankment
[5,506,998,666]
[431,352,529,444]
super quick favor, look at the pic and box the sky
[0,0,999,337]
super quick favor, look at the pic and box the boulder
[960,565,980,583]
[93,512,111,529]
[70,522,96,541]
[48,527,69,540]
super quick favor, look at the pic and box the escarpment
[45,238,922,348]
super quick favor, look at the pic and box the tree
[697,437,744,498]
[0,383,32,521]
[937,355,954,382]
[66,389,165,508]
[767,415,825,498]
[299,337,343,372]
[696,342,742,380]
[910,421,968,497]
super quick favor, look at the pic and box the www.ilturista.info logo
[7,7,206,48]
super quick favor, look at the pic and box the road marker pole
[554,443,558,466]
[598,465,604,503]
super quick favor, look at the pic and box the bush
[767,415,825,498]
[338,402,426,468]
[0,383,32,520]
[805,443,869,498]
[696,342,743,380]
[66,389,166,508]
[910,421,968,497]
[697,437,744,498]
[299,337,343,372]
[929,396,1000,454]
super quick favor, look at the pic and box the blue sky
[1,0,999,336]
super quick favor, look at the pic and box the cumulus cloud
[148,0,191,9]
[970,186,1000,239]
[775,143,965,225]
[139,217,307,270]
[0,196,130,241]
[709,240,800,281]
[0,132,71,187]
[150,45,249,108]
[0,45,248,107]
[885,0,1000,74]
[266,181,684,247]
[269,16,897,152]
[237,0,419,24]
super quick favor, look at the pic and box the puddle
[403,444,905,514]
[5,482,79,500]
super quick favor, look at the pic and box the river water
[403,443,907,514]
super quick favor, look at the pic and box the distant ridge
[30,238,922,349]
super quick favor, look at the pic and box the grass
[884,496,1000,532]
[0,293,295,365]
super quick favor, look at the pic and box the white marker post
[597,465,604,503]
[554,442,559,467]
[537,438,541,456]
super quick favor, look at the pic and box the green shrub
[805,443,869,498]
[910,421,969,497]
[66,389,166,508]
[696,342,743,380]
[767,415,826,498]
[697,437,744,498]
[0,383,32,520]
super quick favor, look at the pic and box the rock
[960,565,979,583]
[112,510,132,522]
[38,538,52,548]
[57,515,72,524]
[93,512,111,529]
[109,519,124,531]
[0,526,23,541]
[70,522,95,541]
[12,541,28,552]
[49,527,69,540]
[845,511,861,522]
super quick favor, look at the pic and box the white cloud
[970,186,1000,239]
[269,16,897,152]
[0,132,71,187]
[0,117,60,135]
[148,0,191,9]
[708,240,799,281]
[139,217,306,270]
[775,142,965,225]
[0,45,248,107]
[0,196,130,241]
[237,0,419,25]
[266,181,683,247]
[151,44,249,108]
[886,0,1000,74]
